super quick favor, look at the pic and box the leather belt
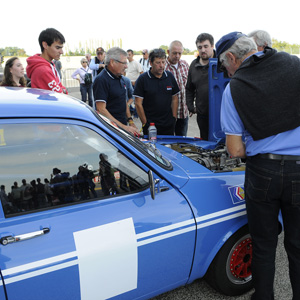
[255,153,300,161]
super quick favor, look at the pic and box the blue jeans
[175,117,189,136]
[245,156,300,300]
[80,84,94,107]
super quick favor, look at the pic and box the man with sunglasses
[139,49,150,72]
[93,47,139,136]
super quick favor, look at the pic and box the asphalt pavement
[68,88,292,300]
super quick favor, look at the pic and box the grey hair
[248,30,272,48]
[220,36,257,67]
[80,57,87,64]
[169,40,183,50]
[104,47,127,65]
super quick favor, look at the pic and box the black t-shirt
[93,67,127,125]
[133,70,179,127]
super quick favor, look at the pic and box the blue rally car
[0,64,256,300]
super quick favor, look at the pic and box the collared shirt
[165,59,189,119]
[133,69,180,127]
[89,57,105,81]
[221,80,300,156]
[71,67,92,84]
[93,67,127,125]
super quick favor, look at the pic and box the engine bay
[163,143,245,172]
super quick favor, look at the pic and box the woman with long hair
[0,57,26,87]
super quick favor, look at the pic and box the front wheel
[205,225,253,296]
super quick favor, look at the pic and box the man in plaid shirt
[165,40,189,136]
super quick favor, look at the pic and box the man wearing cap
[93,47,139,136]
[217,31,300,300]
[139,49,150,72]
[90,47,106,81]
[186,33,216,140]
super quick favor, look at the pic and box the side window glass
[0,123,149,217]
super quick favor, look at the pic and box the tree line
[1,38,300,57]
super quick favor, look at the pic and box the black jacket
[185,51,216,116]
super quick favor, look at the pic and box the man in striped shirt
[165,40,189,136]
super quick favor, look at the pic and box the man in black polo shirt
[93,47,139,135]
[134,48,179,135]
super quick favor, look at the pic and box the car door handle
[0,228,50,246]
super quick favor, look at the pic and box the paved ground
[68,88,292,300]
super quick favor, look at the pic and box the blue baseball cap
[215,32,247,73]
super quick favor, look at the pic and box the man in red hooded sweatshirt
[26,28,68,94]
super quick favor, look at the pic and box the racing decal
[228,185,245,204]
[73,218,137,300]
[0,206,246,289]
[1,252,78,285]
[137,204,246,246]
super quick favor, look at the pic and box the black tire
[205,225,253,296]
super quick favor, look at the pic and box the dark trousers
[80,84,94,107]
[175,117,189,136]
[245,156,300,300]
[196,114,208,140]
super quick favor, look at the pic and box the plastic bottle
[148,123,157,144]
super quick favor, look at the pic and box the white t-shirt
[126,60,143,81]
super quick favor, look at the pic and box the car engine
[163,143,245,172]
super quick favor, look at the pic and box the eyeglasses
[142,52,146,55]
[114,59,128,65]
[82,61,88,63]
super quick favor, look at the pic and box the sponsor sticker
[228,185,245,204]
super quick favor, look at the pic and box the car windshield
[97,114,172,169]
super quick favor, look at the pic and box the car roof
[0,87,98,122]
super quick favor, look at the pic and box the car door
[0,120,196,300]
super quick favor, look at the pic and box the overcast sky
[2,0,299,55]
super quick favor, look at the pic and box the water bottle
[148,123,157,144]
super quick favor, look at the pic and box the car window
[98,114,172,169]
[0,123,149,217]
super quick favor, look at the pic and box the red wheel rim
[230,237,252,279]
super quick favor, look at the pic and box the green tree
[272,38,300,54]
[158,45,168,52]
[0,47,27,56]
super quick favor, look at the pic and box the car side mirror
[148,170,159,200]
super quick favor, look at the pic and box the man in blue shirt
[134,48,179,135]
[93,47,139,135]
[217,32,300,300]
